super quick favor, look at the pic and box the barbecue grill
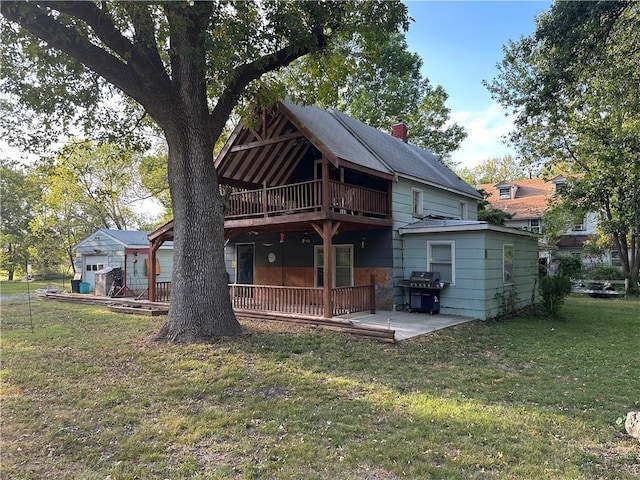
[399,271,443,314]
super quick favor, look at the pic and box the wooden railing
[225,180,388,219]
[154,282,171,302]
[152,281,377,317]
[332,284,376,316]
[329,181,388,217]
[230,284,324,316]
[230,283,376,317]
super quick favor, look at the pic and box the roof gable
[215,100,481,199]
[75,229,151,250]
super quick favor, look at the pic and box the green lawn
[0,280,67,296]
[1,294,638,479]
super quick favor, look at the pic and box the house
[476,177,605,269]
[74,229,173,294]
[149,100,539,320]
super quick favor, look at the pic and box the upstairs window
[572,216,586,231]
[498,186,512,200]
[459,201,468,220]
[529,219,541,234]
[412,188,424,217]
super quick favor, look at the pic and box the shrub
[553,254,582,279]
[587,265,623,280]
[538,275,572,318]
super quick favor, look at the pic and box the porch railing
[230,283,376,317]
[332,284,376,316]
[153,282,376,317]
[225,180,388,219]
[154,281,171,302]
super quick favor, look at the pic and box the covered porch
[147,216,385,318]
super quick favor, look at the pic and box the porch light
[301,230,311,244]
[361,237,366,249]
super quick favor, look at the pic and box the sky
[404,0,552,168]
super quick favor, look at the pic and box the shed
[399,219,539,320]
[74,229,173,295]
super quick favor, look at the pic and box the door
[84,255,108,289]
[236,244,255,284]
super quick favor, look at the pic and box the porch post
[148,239,161,301]
[322,219,333,318]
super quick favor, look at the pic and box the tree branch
[1,1,172,117]
[213,23,328,131]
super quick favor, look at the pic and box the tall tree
[486,1,640,282]
[0,160,40,280]
[456,154,529,185]
[1,1,408,342]
[283,33,466,162]
[28,140,149,274]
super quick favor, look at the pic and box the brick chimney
[391,121,408,143]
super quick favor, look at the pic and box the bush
[553,254,582,279]
[587,265,623,280]
[538,275,572,318]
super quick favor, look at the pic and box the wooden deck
[225,180,389,221]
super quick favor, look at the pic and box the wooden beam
[322,219,333,318]
[230,132,304,152]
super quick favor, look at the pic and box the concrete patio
[336,310,477,340]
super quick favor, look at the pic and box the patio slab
[336,310,477,341]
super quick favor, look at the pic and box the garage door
[84,255,108,290]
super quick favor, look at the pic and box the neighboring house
[476,177,603,269]
[149,100,539,320]
[74,229,173,294]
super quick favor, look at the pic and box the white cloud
[449,102,516,168]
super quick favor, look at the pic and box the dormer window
[498,186,512,200]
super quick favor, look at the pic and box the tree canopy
[486,0,640,281]
[283,33,466,162]
[1,1,409,341]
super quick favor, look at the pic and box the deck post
[370,273,376,314]
[148,240,161,302]
[322,219,333,318]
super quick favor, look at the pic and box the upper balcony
[224,179,391,229]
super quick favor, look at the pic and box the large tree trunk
[153,123,241,342]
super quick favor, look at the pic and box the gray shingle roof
[283,100,481,199]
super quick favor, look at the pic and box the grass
[0,280,67,296]
[1,293,639,479]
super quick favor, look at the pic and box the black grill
[399,271,442,314]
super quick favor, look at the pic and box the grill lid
[399,271,442,288]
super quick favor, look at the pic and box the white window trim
[411,188,424,218]
[529,219,541,234]
[427,240,455,285]
[314,244,354,287]
[459,201,468,220]
[503,244,514,285]
[498,187,512,200]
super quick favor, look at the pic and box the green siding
[399,229,538,319]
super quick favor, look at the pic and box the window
[498,187,511,200]
[503,244,514,284]
[428,241,455,284]
[611,250,621,266]
[411,188,423,217]
[459,201,468,220]
[572,217,585,231]
[314,245,353,287]
[529,219,541,234]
